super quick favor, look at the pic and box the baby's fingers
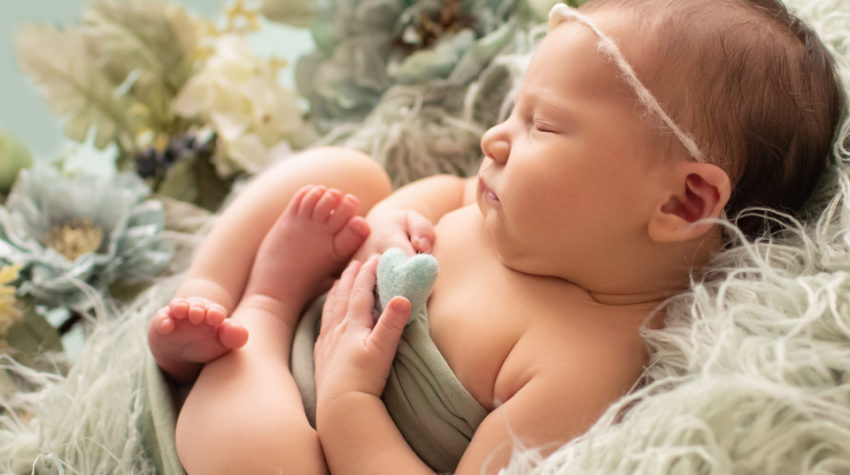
[346,255,380,326]
[321,259,361,333]
[368,296,411,357]
[406,211,435,253]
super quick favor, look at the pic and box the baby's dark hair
[584,0,846,238]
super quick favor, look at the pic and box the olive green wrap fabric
[291,248,488,473]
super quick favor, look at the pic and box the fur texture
[1,0,849,473]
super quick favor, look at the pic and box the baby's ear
[648,162,731,243]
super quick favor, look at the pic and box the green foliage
[259,0,315,27]
[0,131,33,193]
[14,0,200,163]
[2,303,65,374]
[15,24,140,152]
[156,153,234,212]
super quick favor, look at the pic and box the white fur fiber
[1,1,849,473]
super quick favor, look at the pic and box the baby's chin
[483,219,542,275]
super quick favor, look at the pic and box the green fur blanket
[2,0,850,473]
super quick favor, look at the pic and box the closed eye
[532,120,559,134]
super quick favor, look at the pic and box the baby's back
[428,204,654,429]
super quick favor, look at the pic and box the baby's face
[476,10,670,279]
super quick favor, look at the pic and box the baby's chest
[426,211,553,409]
[426,264,527,410]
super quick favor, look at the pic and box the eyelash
[531,119,557,134]
[513,105,557,134]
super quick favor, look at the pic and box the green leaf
[260,0,316,27]
[192,152,235,212]
[2,305,65,374]
[82,0,200,100]
[156,156,199,204]
[0,130,34,192]
[15,24,137,149]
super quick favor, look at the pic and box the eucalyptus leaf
[193,154,235,212]
[156,156,199,205]
[3,306,65,373]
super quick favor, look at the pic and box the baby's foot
[241,185,370,326]
[147,297,249,382]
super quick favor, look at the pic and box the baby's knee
[276,146,392,209]
[303,146,388,182]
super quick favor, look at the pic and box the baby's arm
[319,393,431,474]
[319,357,612,474]
[354,174,477,259]
[370,174,476,223]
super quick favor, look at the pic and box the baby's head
[477,0,844,293]
[556,0,845,238]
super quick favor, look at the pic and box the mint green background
[1,1,312,172]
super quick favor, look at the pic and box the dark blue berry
[135,148,160,178]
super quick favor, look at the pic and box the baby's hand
[353,209,435,261]
[314,257,412,404]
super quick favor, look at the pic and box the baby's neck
[560,229,723,311]
[584,287,677,308]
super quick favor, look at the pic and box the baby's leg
[174,185,368,474]
[147,147,391,380]
[173,147,391,312]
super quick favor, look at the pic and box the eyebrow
[515,90,577,117]
[548,4,706,162]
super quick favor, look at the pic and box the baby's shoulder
[495,297,652,408]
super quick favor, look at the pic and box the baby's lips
[478,176,500,202]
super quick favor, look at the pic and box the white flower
[174,35,316,177]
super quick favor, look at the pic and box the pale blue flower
[0,166,173,311]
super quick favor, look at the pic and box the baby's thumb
[370,296,411,355]
[406,212,435,253]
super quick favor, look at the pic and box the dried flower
[0,264,23,334]
[15,0,200,164]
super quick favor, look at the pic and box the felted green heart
[376,248,439,326]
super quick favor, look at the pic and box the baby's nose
[481,130,510,164]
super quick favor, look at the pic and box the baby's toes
[153,307,176,334]
[333,215,371,260]
[168,298,191,319]
[296,185,327,217]
[326,194,360,233]
[186,299,209,325]
[313,188,343,221]
[205,303,228,326]
[217,319,249,350]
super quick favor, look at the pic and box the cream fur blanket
[1,0,849,473]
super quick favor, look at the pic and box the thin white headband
[548,3,706,162]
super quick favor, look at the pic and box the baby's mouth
[478,176,499,203]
